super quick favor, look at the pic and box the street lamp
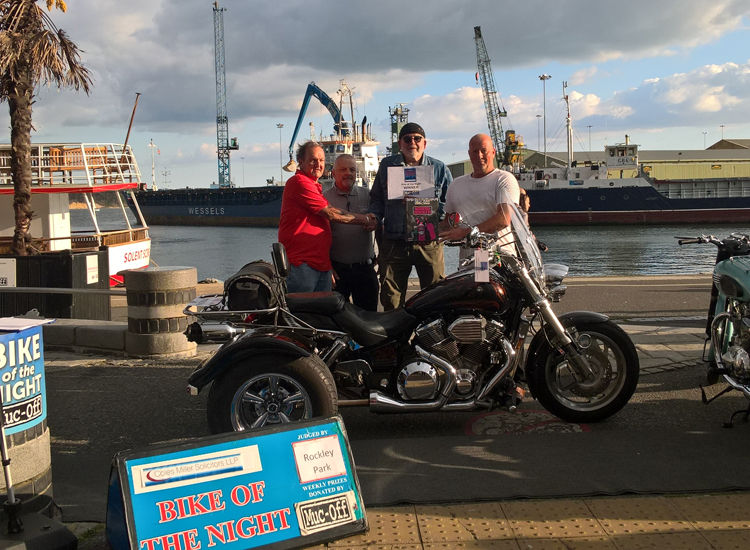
[241,156,245,186]
[276,123,284,184]
[587,125,593,151]
[536,114,541,152]
[703,131,708,150]
[539,74,552,167]
[720,124,725,140]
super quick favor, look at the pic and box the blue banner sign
[107,416,367,550]
[0,325,46,435]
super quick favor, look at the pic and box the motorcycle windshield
[506,200,546,289]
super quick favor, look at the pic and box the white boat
[0,142,151,284]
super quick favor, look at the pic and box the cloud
[13,0,750,132]
[3,0,749,184]
[585,60,750,129]
[569,67,598,86]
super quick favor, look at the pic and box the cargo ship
[513,86,750,225]
[130,184,285,227]
[517,140,750,225]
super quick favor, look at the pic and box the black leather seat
[286,292,346,315]
[332,304,417,347]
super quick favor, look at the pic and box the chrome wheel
[230,373,313,431]
[547,330,627,412]
[528,319,639,423]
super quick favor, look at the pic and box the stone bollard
[123,267,197,358]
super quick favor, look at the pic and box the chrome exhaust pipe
[185,321,239,344]
[477,337,515,401]
[369,345,457,413]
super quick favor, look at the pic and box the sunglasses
[401,135,423,144]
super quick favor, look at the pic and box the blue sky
[7,0,750,188]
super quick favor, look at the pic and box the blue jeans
[286,263,332,293]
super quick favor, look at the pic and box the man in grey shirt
[323,155,379,311]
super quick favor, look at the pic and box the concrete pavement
[22,274,750,550]
[51,318,747,550]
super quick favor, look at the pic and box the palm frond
[44,0,66,13]
[56,29,91,92]
[0,1,92,95]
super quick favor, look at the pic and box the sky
[6,0,750,189]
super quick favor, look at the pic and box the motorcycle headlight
[723,345,750,377]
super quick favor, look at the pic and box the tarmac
[14,274,750,549]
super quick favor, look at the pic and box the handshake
[362,213,378,232]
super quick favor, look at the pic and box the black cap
[399,122,426,140]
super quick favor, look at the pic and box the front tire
[528,320,639,423]
[207,355,338,434]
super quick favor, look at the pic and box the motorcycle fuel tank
[715,255,750,299]
[405,269,513,318]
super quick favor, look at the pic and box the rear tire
[528,320,639,423]
[207,355,337,434]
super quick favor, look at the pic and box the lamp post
[276,123,284,184]
[720,124,725,140]
[241,156,245,186]
[587,125,593,151]
[539,74,551,167]
[536,114,541,152]
[703,131,707,150]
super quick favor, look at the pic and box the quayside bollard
[123,267,197,358]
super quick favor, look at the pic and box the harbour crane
[473,26,523,167]
[282,81,351,172]
[213,2,238,188]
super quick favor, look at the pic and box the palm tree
[0,0,92,255]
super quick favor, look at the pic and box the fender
[524,311,609,397]
[188,329,315,392]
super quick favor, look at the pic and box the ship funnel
[283,157,297,172]
[625,134,630,145]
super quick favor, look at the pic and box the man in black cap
[369,122,452,310]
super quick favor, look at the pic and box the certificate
[387,165,435,200]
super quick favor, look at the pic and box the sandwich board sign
[106,416,367,550]
[0,318,54,435]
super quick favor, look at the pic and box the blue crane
[283,82,350,172]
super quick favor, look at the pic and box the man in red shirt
[278,141,376,293]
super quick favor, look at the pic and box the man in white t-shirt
[441,134,521,258]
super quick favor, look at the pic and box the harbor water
[74,209,748,281]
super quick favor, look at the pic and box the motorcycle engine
[400,316,505,400]
[723,311,750,380]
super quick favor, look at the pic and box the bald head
[468,134,496,178]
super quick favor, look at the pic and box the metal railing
[0,143,142,189]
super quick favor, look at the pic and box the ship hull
[136,211,280,227]
[130,187,284,227]
[526,184,750,225]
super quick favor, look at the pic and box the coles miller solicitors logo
[132,446,262,494]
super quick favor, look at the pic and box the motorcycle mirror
[447,212,462,228]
